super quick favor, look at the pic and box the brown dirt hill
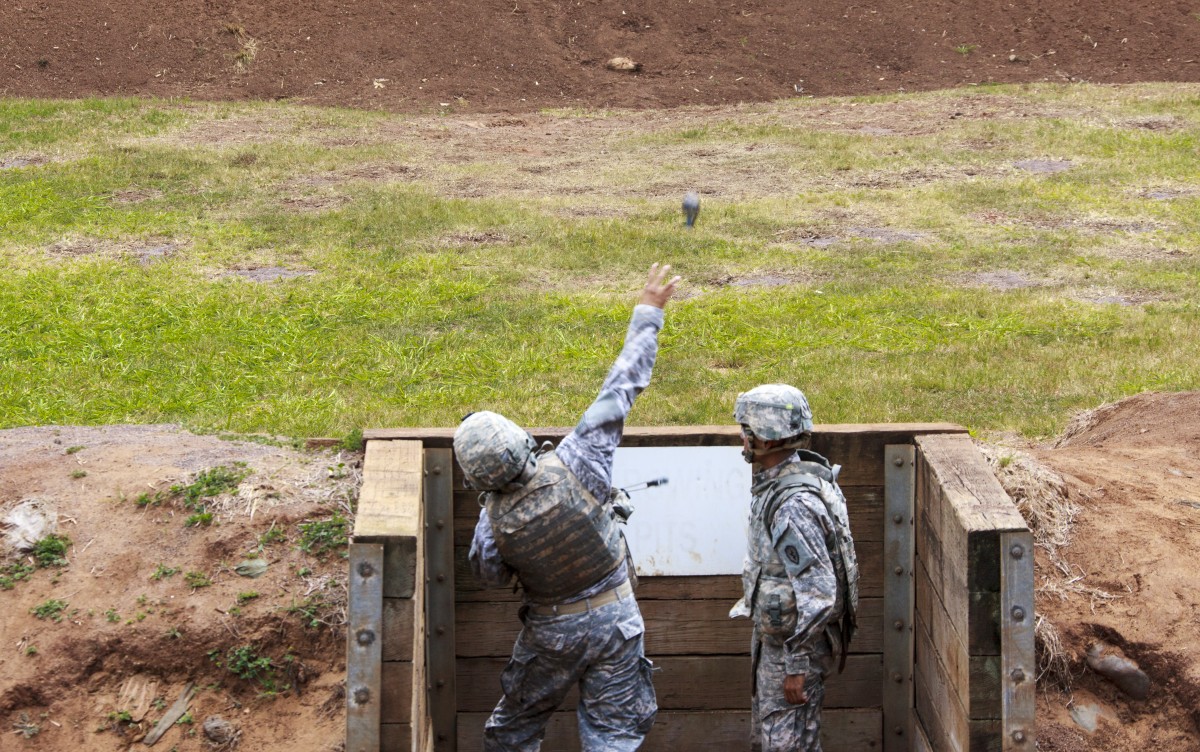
[1,0,1199,113]
[0,425,359,752]
[996,393,1200,751]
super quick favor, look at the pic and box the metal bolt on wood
[1012,606,1026,621]
[893,619,904,631]
[893,513,903,524]
[894,565,904,575]
[357,561,375,578]
[1012,730,1027,744]
[894,726,904,735]
[1012,668,1026,683]
[353,687,371,705]
[893,456,904,466]
[1011,544,1025,559]
[892,672,902,683]
[355,629,375,647]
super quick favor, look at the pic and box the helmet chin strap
[741,434,811,464]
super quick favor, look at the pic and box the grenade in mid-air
[683,191,700,228]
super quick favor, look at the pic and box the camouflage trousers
[482,592,657,752]
[750,630,834,752]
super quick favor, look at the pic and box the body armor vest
[741,450,860,670]
[486,452,626,603]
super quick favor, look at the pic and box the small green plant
[184,512,214,527]
[224,644,275,685]
[105,608,120,623]
[297,566,312,577]
[236,591,260,604]
[258,525,286,546]
[31,599,68,622]
[107,710,133,723]
[136,594,148,606]
[176,711,193,725]
[13,712,39,738]
[999,454,1015,469]
[955,43,978,56]
[340,427,364,451]
[32,534,71,567]
[172,464,249,508]
[151,564,179,580]
[65,445,85,454]
[297,514,349,557]
[25,645,38,656]
[71,470,88,479]
[184,570,212,589]
[165,626,182,639]
[0,562,35,590]
[135,491,167,507]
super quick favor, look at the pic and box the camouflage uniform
[745,453,846,752]
[468,304,663,751]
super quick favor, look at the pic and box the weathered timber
[381,661,414,724]
[381,723,413,750]
[1000,530,1035,750]
[425,448,457,751]
[969,655,1002,720]
[453,538,885,599]
[455,597,885,657]
[455,654,884,713]
[384,537,418,599]
[915,555,969,715]
[356,440,424,540]
[454,708,882,752]
[883,444,916,752]
[914,435,1025,535]
[915,608,969,752]
[347,543,384,752]
[142,682,194,746]
[382,597,415,662]
[454,574,746,603]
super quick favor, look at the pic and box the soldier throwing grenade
[455,263,681,752]
[730,385,861,752]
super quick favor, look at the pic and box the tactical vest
[741,450,860,669]
[486,452,626,603]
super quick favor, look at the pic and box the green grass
[1,88,1199,440]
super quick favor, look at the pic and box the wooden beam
[455,597,886,657]
[367,423,964,446]
[381,661,413,724]
[356,440,424,540]
[346,543,384,752]
[883,444,915,751]
[455,708,882,752]
[1000,531,1035,751]
[914,435,1025,535]
[424,448,457,752]
[455,654,884,713]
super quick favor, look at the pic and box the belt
[529,580,633,617]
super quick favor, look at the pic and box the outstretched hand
[638,263,682,309]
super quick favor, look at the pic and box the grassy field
[1,85,1198,440]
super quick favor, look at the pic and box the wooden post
[1000,531,1035,750]
[347,543,384,752]
[883,444,915,750]
[424,448,457,751]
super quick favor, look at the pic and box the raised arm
[557,264,681,499]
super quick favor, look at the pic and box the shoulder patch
[774,525,818,577]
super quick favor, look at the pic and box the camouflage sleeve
[771,489,837,676]
[468,506,515,588]
[557,304,664,499]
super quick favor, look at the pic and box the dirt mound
[0,425,358,751]
[1056,392,1200,449]
[990,392,1200,750]
[1,0,1198,112]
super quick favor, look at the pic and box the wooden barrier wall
[912,435,1035,752]
[352,424,1034,752]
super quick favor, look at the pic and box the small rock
[606,56,641,72]
[203,716,238,744]
[234,559,268,578]
[1086,642,1150,700]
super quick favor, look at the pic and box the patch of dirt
[988,393,1200,750]
[440,230,512,247]
[281,194,350,212]
[1,154,50,170]
[1014,159,1076,174]
[969,270,1042,290]
[0,425,358,752]
[109,188,164,204]
[220,266,317,282]
[45,238,186,265]
[846,227,928,244]
[2,1,1200,113]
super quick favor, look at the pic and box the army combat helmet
[453,411,539,491]
[734,384,813,461]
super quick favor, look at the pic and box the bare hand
[783,674,808,705]
[638,263,682,309]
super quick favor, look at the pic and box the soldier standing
[729,385,860,752]
[454,263,681,752]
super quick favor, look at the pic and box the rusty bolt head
[894,619,905,631]
[436,519,445,529]
[1012,606,1026,622]
[894,565,904,575]
[894,725,905,735]
[432,466,442,475]
[355,628,375,647]
[1012,668,1026,683]
[1011,544,1025,559]
[892,672,903,683]
[1012,730,1027,744]
[437,573,446,582]
[353,686,371,705]
[893,456,904,467]
[893,513,903,524]
[357,561,375,578]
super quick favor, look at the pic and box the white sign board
[610,446,751,576]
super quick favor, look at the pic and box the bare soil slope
[2,0,1199,112]
[0,425,358,751]
[1019,393,1200,750]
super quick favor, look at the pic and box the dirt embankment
[0,425,358,752]
[990,393,1200,751]
[1,0,1199,113]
